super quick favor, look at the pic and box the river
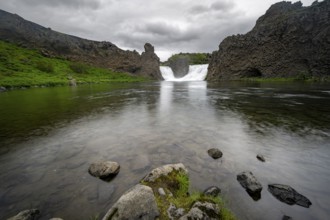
[0,81,330,220]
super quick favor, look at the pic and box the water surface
[0,81,330,220]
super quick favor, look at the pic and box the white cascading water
[160,64,208,81]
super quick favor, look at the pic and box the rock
[207,148,223,159]
[237,171,263,200]
[207,1,330,80]
[142,163,188,183]
[167,203,185,219]
[102,184,159,220]
[158,187,166,196]
[268,184,312,208]
[256,154,265,162]
[282,215,292,220]
[7,209,40,220]
[179,202,220,220]
[49,218,63,220]
[88,161,120,180]
[0,86,7,92]
[203,186,221,197]
[169,56,190,78]
[68,79,76,87]
[139,43,163,80]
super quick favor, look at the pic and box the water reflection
[0,82,330,220]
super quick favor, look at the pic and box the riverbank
[0,41,149,89]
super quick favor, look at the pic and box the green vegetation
[0,40,148,88]
[142,170,236,220]
[162,53,210,65]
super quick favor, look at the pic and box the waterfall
[160,64,208,81]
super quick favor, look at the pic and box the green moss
[0,40,148,88]
[141,170,236,220]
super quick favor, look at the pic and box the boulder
[0,86,6,92]
[256,154,266,162]
[68,78,77,87]
[142,163,188,183]
[179,202,220,220]
[88,161,120,180]
[203,186,221,197]
[207,148,223,159]
[268,184,312,208]
[7,209,40,220]
[237,171,262,200]
[102,184,159,220]
[167,203,185,219]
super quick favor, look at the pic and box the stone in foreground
[88,161,120,180]
[179,202,220,220]
[237,171,262,200]
[203,186,221,197]
[207,148,223,159]
[142,163,188,183]
[256,154,266,162]
[268,184,312,208]
[7,209,40,220]
[102,184,159,220]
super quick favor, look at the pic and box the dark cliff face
[207,0,330,80]
[0,9,162,80]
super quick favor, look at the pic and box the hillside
[0,40,147,88]
[0,9,163,80]
[207,0,330,81]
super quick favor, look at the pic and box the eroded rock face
[7,209,40,220]
[237,171,263,200]
[102,184,159,220]
[169,57,190,78]
[268,184,312,208]
[0,10,162,79]
[142,163,188,183]
[207,1,330,80]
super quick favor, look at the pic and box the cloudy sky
[0,0,316,60]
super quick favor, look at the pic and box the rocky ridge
[0,9,162,79]
[207,0,330,80]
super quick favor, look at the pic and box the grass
[142,170,236,220]
[0,40,149,88]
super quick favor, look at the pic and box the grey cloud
[189,5,209,14]
[20,0,102,9]
[211,1,235,11]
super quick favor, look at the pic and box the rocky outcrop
[179,202,220,220]
[7,209,40,220]
[237,171,263,200]
[169,57,190,78]
[142,163,188,183]
[102,184,159,220]
[0,10,162,79]
[207,0,330,80]
[268,184,312,208]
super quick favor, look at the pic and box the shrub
[36,61,54,73]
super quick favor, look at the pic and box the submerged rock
[7,209,40,220]
[88,161,120,180]
[179,201,220,220]
[207,148,223,159]
[237,171,263,200]
[282,215,293,220]
[142,163,188,183]
[0,86,6,92]
[102,184,159,220]
[256,154,266,162]
[203,186,221,197]
[268,184,312,208]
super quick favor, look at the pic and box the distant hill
[0,9,162,79]
[207,0,330,81]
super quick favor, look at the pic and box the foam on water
[160,64,208,81]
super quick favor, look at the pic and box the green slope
[0,40,148,88]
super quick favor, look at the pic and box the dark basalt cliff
[0,9,162,80]
[207,0,330,80]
